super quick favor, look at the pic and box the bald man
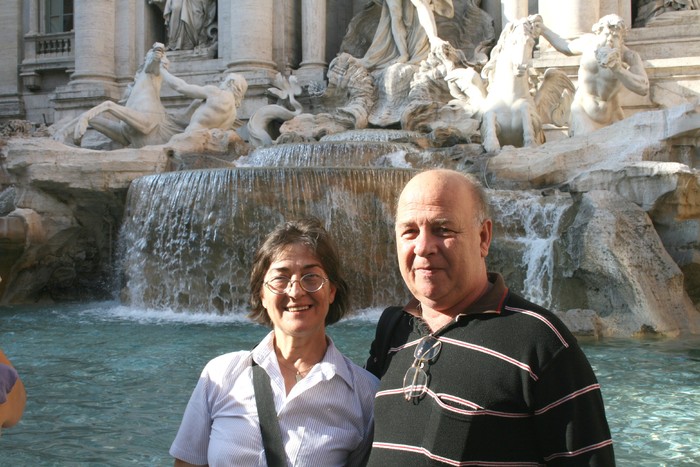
[365,169,615,465]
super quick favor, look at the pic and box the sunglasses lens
[403,366,429,399]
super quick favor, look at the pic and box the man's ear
[480,219,492,258]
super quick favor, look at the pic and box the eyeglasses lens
[265,273,326,294]
[403,336,442,401]
[300,274,324,292]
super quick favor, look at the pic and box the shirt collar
[251,331,353,388]
[403,272,509,318]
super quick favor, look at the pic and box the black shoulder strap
[365,306,406,379]
[252,361,287,467]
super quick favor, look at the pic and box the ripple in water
[1,304,699,466]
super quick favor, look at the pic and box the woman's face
[261,243,336,340]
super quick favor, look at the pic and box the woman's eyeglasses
[264,273,328,295]
[403,335,442,401]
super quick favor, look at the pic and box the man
[160,65,248,133]
[535,14,649,136]
[366,169,615,465]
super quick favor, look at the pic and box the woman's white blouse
[170,331,380,466]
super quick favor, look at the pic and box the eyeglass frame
[403,335,442,401]
[264,273,329,295]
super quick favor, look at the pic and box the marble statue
[278,53,376,142]
[160,66,247,134]
[247,74,303,147]
[149,0,217,53]
[361,0,454,70]
[451,16,574,153]
[633,0,699,27]
[537,14,650,137]
[53,43,184,148]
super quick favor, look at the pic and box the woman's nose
[286,279,307,298]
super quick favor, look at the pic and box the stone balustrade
[35,33,73,58]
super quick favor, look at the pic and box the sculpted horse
[474,17,574,153]
[54,43,184,148]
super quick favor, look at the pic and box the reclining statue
[53,43,184,148]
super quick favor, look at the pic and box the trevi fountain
[1,1,700,465]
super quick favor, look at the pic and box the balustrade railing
[35,32,73,58]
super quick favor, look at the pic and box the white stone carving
[279,54,376,141]
[538,14,650,136]
[160,67,247,134]
[470,16,575,152]
[53,43,185,149]
[149,0,217,53]
[247,74,303,148]
[361,0,454,70]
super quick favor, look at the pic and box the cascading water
[236,141,420,167]
[489,190,573,309]
[118,166,415,314]
[117,135,577,316]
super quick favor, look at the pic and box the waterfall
[489,190,573,309]
[118,134,576,315]
[237,141,419,167]
[118,167,415,314]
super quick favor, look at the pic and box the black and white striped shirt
[366,273,615,466]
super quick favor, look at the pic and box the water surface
[1,303,699,466]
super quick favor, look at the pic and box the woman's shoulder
[201,350,253,381]
[341,354,380,390]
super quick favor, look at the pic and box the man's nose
[413,230,436,256]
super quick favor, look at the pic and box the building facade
[1,0,698,127]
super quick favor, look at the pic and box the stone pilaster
[0,0,23,118]
[538,0,599,39]
[600,0,631,28]
[501,0,529,26]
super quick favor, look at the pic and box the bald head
[397,169,489,225]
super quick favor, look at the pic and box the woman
[170,218,379,466]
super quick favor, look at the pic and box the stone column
[538,0,599,39]
[219,0,278,119]
[53,0,121,119]
[27,0,40,35]
[501,0,529,26]
[71,0,117,83]
[221,0,276,75]
[296,0,327,86]
[19,0,41,92]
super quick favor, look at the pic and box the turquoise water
[1,302,699,466]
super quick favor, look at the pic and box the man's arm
[534,16,585,56]
[160,66,210,100]
[612,49,650,96]
[534,345,616,465]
